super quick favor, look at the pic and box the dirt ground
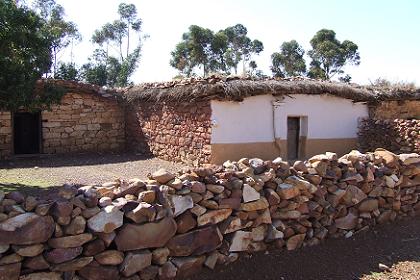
[195,217,420,280]
[0,153,184,193]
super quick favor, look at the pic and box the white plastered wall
[210,94,369,143]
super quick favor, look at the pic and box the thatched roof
[125,76,420,104]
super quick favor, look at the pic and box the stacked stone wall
[0,112,12,159]
[0,150,419,279]
[359,118,419,154]
[126,102,211,166]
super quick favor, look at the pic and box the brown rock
[219,198,241,210]
[120,250,152,277]
[197,209,232,226]
[139,265,159,280]
[158,261,177,279]
[94,250,124,266]
[115,217,177,251]
[276,183,300,199]
[45,247,83,264]
[191,181,206,194]
[172,256,205,278]
[0,253,22,265]
[152,169,175,184]
[242,184,260,203]
[220,217,252,234]
[374,149,398,167]
[125,202,156,224]
[206,184,225,194]
[176,211,197,234]
[51,200,73,218]
[152,248,170,266]
[342,185,367,205]
[286,234,306,250]
[12,244,44,257]
[24,196,38,212]
[48,233,93,249]
[0,213,54,245]
[240,198,269,212]
[78,261,119,280]
[5,191,25,204]
[377,210,393,224]
[19,272,62,280]
[167,225,223,256]
[265,189,281,205]
[87,205,123,233]
[229,231,252,252]
[64,216,86,235]
[358,199,379,212]
[83,239,106,257]
[0,262,21,280]
[51,257,93,272]
[335,212,358,230]
[23,255,50,270]
[138,191,156,204]
[82,207,101,219]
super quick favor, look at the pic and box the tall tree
[271,40,306,77]
[33,0,81,77]
[307,29,360,80]
[83,2,144,87]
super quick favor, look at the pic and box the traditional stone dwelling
[125,76,419,165]
[0,80,125,159]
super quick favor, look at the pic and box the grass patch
[0,175,58,194]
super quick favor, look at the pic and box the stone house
[0,80,125,159]
[125,76,419,165]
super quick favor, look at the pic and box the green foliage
[271,40,306,77]
[170,23,264,77]
[308,29,360,80]
[55,62,80,81]
[32,0,81,76]
[82,2,144,87]
[0,0,66,110]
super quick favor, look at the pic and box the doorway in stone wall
[13,112,41,155]
[287,117,300,160]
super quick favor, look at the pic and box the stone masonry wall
[42,92,125,154]
[0,111,12,159]
[0,149,419,279]
[369,100,420,119]
[359,118,420,154]
[126,101,212,166]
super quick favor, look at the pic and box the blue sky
[51,0,420,85]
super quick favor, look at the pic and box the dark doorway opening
[13,112,41,155]
[287,117,300,160]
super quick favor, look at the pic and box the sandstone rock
[158,261,177,279]
[48,233,93,248]
[98,197,112,207]
[399,153,420,165]
[286,234,305,250]
[266,225,284,241]
[19,272,61,280]
[45,247,83,264]
[51,256,93,272]
[251,225,267,242]
[22,255,49,270]
[229,231,252,252]
[276,183,300,199]
[0,253,22,265]
[65,216,86,235]
[120,250,152,277]
[342,185,367,205]
[94,250,124,265]
[377,210,393,224]
[240,198,269,212]
[82,207,101,219]
[335,212,358,230]
[12,244,44,257]
[172,256,205,278]
[139,265,159,280]
[170,195,193,217]
[220,217,253,234]
[206,184,224,194]
[197,209,232,226]
[191,181,206,194]
[219,198,241,210]
[115,217,177,251]
[97,231,116,247]
[167,225,223,256]
[176,210,197,234]
[78,262,120,280]
[87,205,123,233]
[285,176,317,193]
[152,248,170,266]
[242,184,260,203]
[190,205,207,216]
[125,202,156,223]
[374,149,398,167]
[358,199,379,212]
[24,196,38,212]
[0,262,21,280]
[204,251,220,270]
[152,169,175,184]
[51,200,73,218]
[138,190,156,204]
[0,213,54,245]
[83,239,106,257]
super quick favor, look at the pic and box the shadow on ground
[195,218,420,280]
[0,152,151,169]
[0,183,61,195]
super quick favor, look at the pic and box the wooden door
[287,117,300,160]
[13,112,41,154]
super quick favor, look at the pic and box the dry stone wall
[42,92,125,154]
[359,118,420,154]
[0,112,12,159]
[1,149,420,279]
[126,102,212,166]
